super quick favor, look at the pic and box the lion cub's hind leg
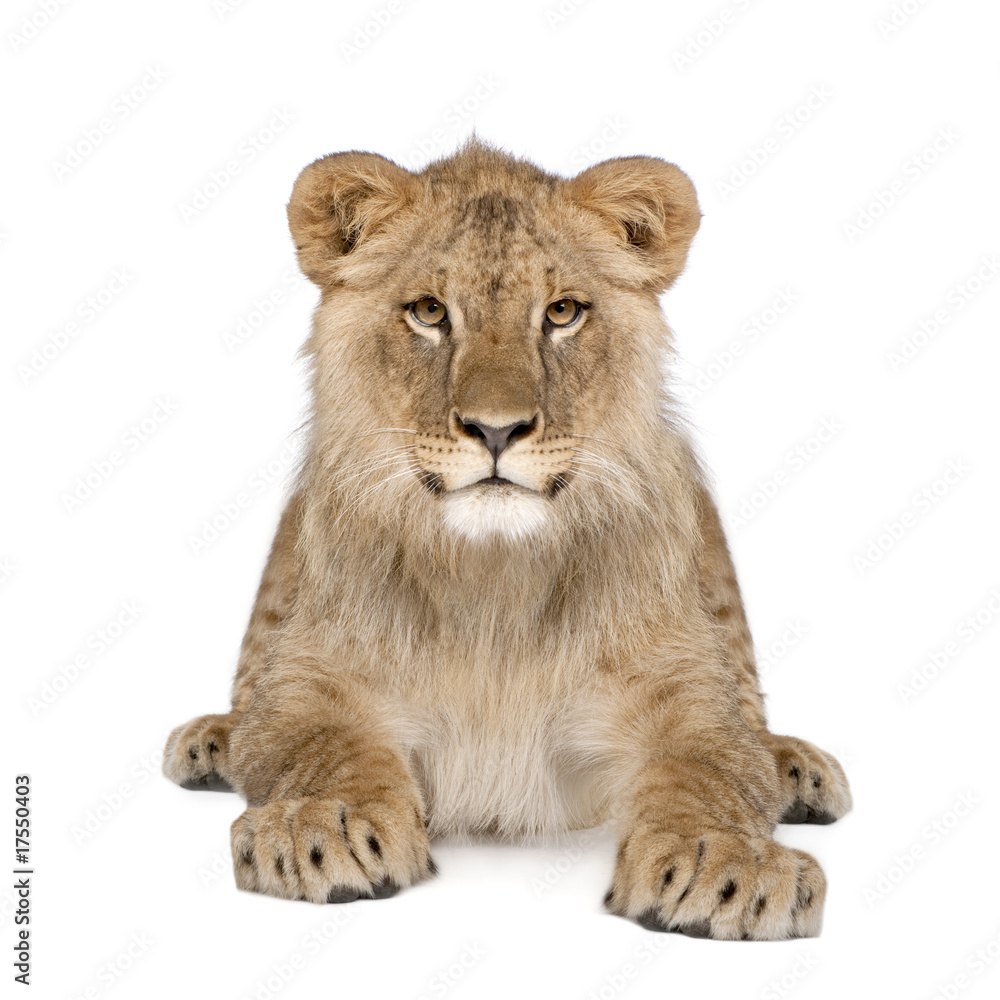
[761,733,852,825]
[163,712,242,792]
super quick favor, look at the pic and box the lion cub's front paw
[604,828,826,940]
[163,712,240,791]
[231,796,437,903]
[762,734,852,825]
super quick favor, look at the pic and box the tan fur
[164,139,851,936]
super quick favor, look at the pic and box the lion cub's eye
[544,298,583,328]
[409,297,448,327]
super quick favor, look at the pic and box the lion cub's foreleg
[225,668,437,903]
[601,628,827,940]
[163,494,302,791]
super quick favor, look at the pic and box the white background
[4,0,999,997]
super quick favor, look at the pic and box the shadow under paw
[180,773,235,793]
[780,799,836,825]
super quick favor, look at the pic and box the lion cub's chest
[383,657,608,840]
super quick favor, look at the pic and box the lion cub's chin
[442,482,549,543]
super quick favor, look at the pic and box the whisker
[334,454,413,487]
[568,456,651,514]
[570,433,616,447]
[324,450,412,484]
[573,452,634,487]
[574,448,640,485]
[335,461,422,523]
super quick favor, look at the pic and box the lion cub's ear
[566,156,702,291]
[287,151,418,286]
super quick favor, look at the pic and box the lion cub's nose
[459,417,536,461]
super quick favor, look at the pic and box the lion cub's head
[287,139,700,546]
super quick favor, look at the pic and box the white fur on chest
[383,664,609,840]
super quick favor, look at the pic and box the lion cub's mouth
[417,471,524,495]
[442,476,550,542]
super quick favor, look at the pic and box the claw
[780,800,835,825]
[780,800,811,824]
[367,876,400,899]
[636,907,668,932]
[326,885,362,904]
[670,920,711,938]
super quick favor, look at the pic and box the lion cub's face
[391,188,607,543]
[287,141,701,543]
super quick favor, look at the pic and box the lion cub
[165,139,850,939]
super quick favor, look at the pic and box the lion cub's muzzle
[412,409,575,497]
